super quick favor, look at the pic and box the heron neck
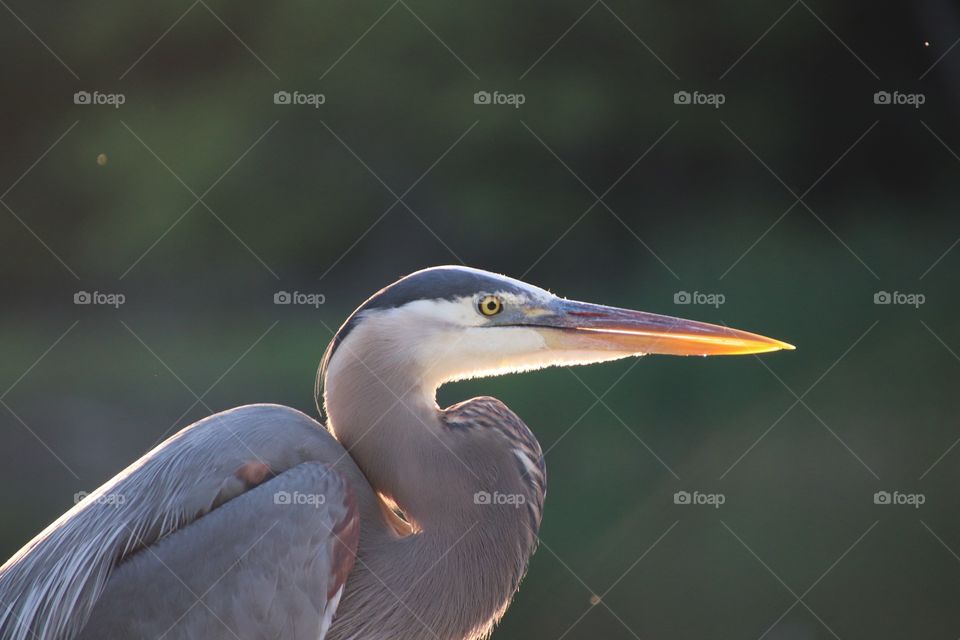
[322,339,445,522]
[323,350,538,639]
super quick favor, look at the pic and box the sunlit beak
[531,299,795,356]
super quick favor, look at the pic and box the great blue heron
[0,266,792,640]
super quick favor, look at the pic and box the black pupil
[485,299,497,312]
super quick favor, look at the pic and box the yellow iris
[478,295,503,316]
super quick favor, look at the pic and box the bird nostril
[567,311,608,318]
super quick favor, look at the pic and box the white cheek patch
[399,298,485,327]
[419,326,550,385]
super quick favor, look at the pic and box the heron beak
[534,299,795,356]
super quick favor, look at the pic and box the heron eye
[478,295,503,316]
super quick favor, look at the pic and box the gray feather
[78,462,355,640]
[0,404,364,640]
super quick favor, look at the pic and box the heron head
[321,266,793,393]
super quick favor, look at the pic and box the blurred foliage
[2,1,960,638]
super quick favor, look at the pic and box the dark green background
[2,2,959,638]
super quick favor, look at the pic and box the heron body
[0,266,791,640]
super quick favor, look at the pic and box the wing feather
[0,404,353,640]
[77,462,358,640]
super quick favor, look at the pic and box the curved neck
[323,338,442,523]
[322,332,541,640]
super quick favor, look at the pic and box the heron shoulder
[442,395,523,429]
[441,396,546,521]
[0,403,362,640]
[441,397,543,465]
